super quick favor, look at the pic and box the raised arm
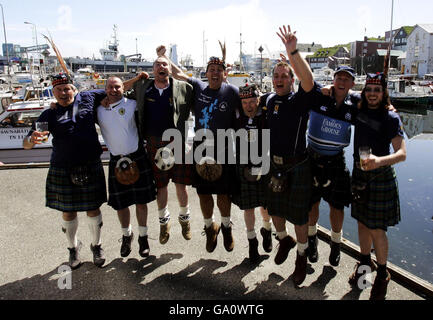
[277,25,314,92]
[156,45,190,82]
[123,72,149,91]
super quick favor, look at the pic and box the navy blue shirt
[354,108,404,160]
[30,90,106,167]
[307,92,360,156]
[189,78,239,135]
[265,82,322,157]
[144,84,175,137]
[235,103,268,164]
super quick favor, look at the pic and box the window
[0,111,41,128]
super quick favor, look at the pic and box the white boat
[0,88,57,150]
[226,71,251,87]
[0,89,108,164]
[73,66,105,91]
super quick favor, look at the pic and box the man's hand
[101,97,110,108]
[156,45,167,57]
[321,85,334,97]
[138,71,149,80]
[123,72,149,91]
[279,53,287,62]
[387,104,397,112]
[276,25,297,54]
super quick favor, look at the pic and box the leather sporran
[196,156,223,182]
[243,166,262,182]
[351,180,369,204]
[69,166,91,186]
[268,171,288,193]
[115,157,140,185]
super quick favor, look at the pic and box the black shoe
[138,235,150,258]
[90,244,106,268]
[260,227,273,253]
[307,235,319,263]
[329,241,341,266]
[248,237,260,262]
[120,232,134,257]
[274,235,296,265]
[68,240,82,270]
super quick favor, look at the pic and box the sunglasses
[365,87,383,93]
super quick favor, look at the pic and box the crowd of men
[23,25,406,300]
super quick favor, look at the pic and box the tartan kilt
[231,164,267,210]
[266,158,312,225]
[193,164,237,195]
[108,148,157,210]
[46,160,107,212]
[310,153,351,209]
[351,166,401,231]
[145,136,194,188]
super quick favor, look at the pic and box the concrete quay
[0,165,431,302]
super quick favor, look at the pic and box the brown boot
[178,216,192,240]
[221,222,234,252]
[274,235,296,265]
[292,251,308,286]
[348,260,378,287]
[204,222,220,253]
[370,271,391,300]
[159,221,170,244]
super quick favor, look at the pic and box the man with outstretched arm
[265,25,322,286]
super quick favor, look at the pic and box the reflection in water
[319,107,433,285]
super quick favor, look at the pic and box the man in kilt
[23,73,107,270]
[349,73,406,300]
[305,66,360,267]
[170,55,240,254]
[130,52,194,245]
[97,77,156,258]
[232,84,273,262]
[265,25,324,286]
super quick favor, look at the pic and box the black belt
[308,147,343,161]
[110,147,143,161]
[271,152,308,167]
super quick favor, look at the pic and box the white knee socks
[87,214,103,246]
[62,217,78,249]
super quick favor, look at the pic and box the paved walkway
[0,167,425,301]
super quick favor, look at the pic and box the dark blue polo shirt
[354,108,404,160]
[144,84,175,137]
[265,82,322,157]
[189,78,239,135]
[307,92,360,155]
[30,90,106,167]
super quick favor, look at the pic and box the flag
[42,33,70,76]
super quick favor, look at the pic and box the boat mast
[389,0,394,72]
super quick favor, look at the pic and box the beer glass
[359,146,371,171]
[35,121,49,143]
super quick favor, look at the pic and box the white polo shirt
[97,98,139,156]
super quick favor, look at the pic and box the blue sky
[1,0,432,66]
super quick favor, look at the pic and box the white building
[404,24,433,77]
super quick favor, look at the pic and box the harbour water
[318,110,433,285]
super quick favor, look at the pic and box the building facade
[404,24,433,77]
[385,26,415,51]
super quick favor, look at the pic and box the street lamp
[258,45,264,89]
[0,3,10,79]
[24,21,42,78]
